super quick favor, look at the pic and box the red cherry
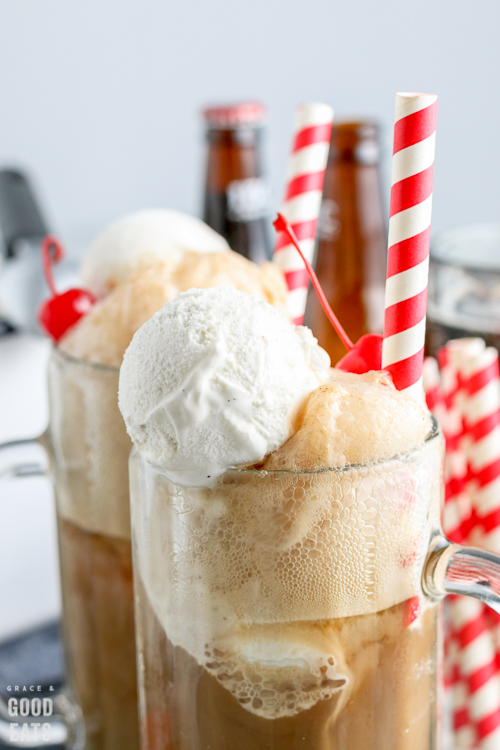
[38,235,95,341]
[39,287,95,341]
[336,333,383,374]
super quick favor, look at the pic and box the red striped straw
[461,347,500,551]
[447,625,475,748]
[460,348,500,749]
[422,356,448,430]
[441,340,486,542]
[453,596,497,748]
[444,342,500,747]
[426,341,500,746]
[382,93,437,399]
[273,103,334,324]
[422,355,462,540]
[423,354,473,742]
[424,352,468,539]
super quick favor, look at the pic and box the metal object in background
[0,170,79,335]
[0,170,48,259]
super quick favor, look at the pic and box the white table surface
[0,333,60,640]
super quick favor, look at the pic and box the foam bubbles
[132,429,442,719]
[203,623,349,718]
[49,349,131,539]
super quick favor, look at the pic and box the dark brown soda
[135,574,440,750]
[57,518,139,750]
[304,121,386,366]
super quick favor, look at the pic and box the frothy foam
[203,623,349,718]
[49,350,131,539]
[132,424,442,717]
[62,252,288,368]
[264,370,432,470]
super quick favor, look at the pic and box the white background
[0,0,499,637]
[0,0,499,237]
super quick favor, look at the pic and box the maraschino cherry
[38,235,95,341]
[273,213,383,374]
[336,333,383,374]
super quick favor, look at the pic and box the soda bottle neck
[205,127,263,191]
[329,121,380,166]
[205,126,262,144]
[202,115,271,263]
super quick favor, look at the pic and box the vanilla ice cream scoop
[118,287,330,486]
[81,209,229,297]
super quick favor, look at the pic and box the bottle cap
[202,102,266,128]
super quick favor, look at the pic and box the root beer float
[38,210,288,750]
[118,285,442,750]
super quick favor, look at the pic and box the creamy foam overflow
[265,369,431,469]
[61,252,287,368]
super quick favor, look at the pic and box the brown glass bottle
[303,121,387,365]
[202,103,272,263]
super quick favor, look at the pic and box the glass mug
[426,222,500,358]
[130,418,500,750]
[0,348,139,750]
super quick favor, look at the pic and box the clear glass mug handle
[424,532,500,613]
[0,437,85,750]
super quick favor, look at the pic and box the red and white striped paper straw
[423,353,474,743]
[461,348,500,750]
[448,638,475,749]
[273,102,334,324]
[446,342,500,748]
[422,356,460,536]
[382,93,437,399]
[426,341,500,746]
[422,355,462,538]
[461,347,500,552]
[453,595,497,748]
[423,356,448,430]
[441,340,486,542]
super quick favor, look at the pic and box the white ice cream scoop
[118,287,329,486]
[80,209,229,298]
